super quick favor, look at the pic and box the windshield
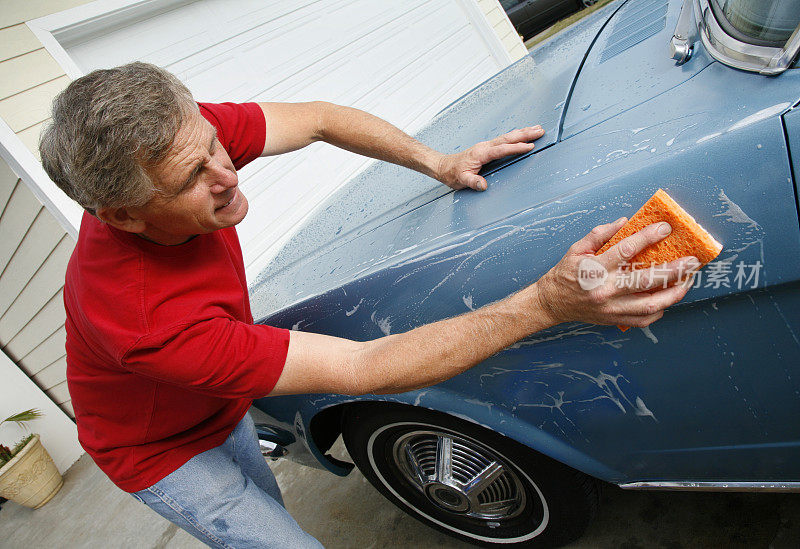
[710,0,800,47]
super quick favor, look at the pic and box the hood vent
[600,0,669,63]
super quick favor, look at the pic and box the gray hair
[39,62,196,215]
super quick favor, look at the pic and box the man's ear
[96,206,147,234]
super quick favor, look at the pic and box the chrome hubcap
[392,430,526,521]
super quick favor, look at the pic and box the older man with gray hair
[41,62,695,547]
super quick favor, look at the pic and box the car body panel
[251,0,800,485]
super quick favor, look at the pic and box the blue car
[249,0,800,546]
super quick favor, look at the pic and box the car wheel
[577,0,598,8]
[342,404,598,548]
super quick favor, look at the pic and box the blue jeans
[131,413,323,548]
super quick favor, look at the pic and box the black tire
[342,404,599,548]
[575,0,598,9]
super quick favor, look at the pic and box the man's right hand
[533,217,700,328]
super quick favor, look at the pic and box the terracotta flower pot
[0,434,63,509]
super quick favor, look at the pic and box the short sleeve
[121,318,290,398]
[198,102,266,170]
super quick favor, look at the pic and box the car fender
[254,389,622,481]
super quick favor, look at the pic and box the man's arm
[269,219,700,397]
[258,101,544,191]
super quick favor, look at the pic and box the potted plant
[0,409,63,508]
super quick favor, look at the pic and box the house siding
[0,0,93,157]
[0,0,90,28]
[0,156,75,418]
[0,0,89,419]
[477,0,528,61]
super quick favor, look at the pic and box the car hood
[251,1,625,316]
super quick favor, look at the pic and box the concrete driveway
[1,439,798,548]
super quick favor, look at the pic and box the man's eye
[178,176,198,196]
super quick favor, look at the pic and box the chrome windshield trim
[674,0,800,75]
[619,481,800,492]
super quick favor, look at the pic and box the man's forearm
[271,218,694,398]
[316,102,445,182]
[259,100,543,191]
[271,282,556,397]
[347,283,557,395]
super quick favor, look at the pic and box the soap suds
[714,189,759,229]
[640,326,659,344]
[462,294,474,310]
[345,298,364,317]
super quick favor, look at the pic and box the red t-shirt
[64,102,290,492]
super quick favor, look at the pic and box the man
[40,63,696,548]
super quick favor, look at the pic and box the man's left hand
[436,126,545,191]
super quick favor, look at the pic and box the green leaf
[1,408,44,431]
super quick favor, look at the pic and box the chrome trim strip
[775,24,800,73]
[695,0,800,75]
[619,481,800,492]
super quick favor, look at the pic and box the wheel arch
[306,392,622,483]
[336,398,601,546]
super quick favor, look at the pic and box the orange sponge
[598,189,722,264]
[597,188,723,331]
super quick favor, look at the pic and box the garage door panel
[239,151,366,247]
[181,1,441,104]
[69,0,305,71]
[171,1,424,92]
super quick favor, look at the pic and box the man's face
[126,108,249,245]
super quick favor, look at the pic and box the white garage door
[32,0,512,278]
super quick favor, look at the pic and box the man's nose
[208,162,238,193]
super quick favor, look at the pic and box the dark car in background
[502,0,598,40]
